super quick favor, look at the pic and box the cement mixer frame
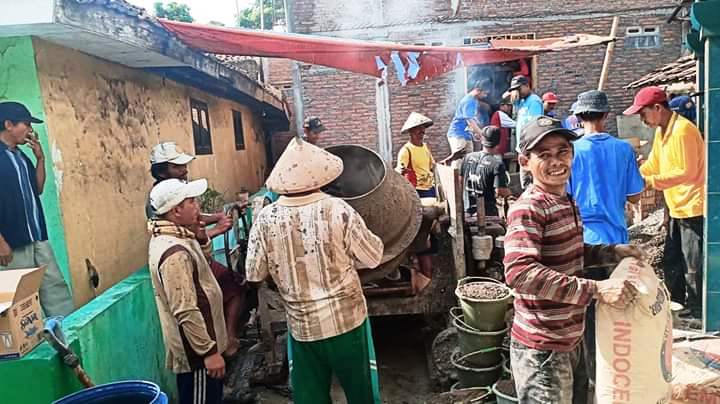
[250,147,471,382]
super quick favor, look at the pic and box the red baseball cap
[623,86,668,115]
[542,92,559,103]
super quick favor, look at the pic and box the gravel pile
[458,282,509,300]
[628,209,665,276]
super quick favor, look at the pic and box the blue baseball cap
[0,102,43,124]
[669,96,694,112]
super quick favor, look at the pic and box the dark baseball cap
[303,116,326,133]
[508,75,529,91]
[0,102,43,124]
[519,116,579,153]
[481,125,501,148]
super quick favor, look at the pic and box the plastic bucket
[455,277,512,332]
[428,385,491,404]
[502,356,512,378]
[451,351,502,388]
[492,380,519,403]
[53,381,168,404]
[499,347,511,377]
[450,307,507,367]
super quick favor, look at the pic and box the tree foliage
[235,0,282,29]
[153,1,194,23]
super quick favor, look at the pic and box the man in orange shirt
[624,86,705,317]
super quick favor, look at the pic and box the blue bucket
[53,381,168,404]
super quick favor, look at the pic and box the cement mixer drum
[323,145,423,282]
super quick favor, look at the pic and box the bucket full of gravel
[455,277,512,332]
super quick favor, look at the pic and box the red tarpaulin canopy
[161,20,612,85]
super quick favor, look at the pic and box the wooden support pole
[598,16,620,91]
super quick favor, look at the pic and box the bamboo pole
[598,16,620,91]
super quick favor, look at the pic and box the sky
[126,0,255,27]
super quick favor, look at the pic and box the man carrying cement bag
[504,117,644,404]
[595,257,673,404]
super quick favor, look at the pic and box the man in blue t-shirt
[566,90,644,388]
[504,75,544,189]
[568,90,644,245]
[441,83,489,169]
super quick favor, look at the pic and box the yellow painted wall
[32,38,269,306]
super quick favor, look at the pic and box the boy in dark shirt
[461,126,511,217]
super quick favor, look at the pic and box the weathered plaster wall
[0,36,73,293]
[32,38,268,306]
[0,268,176,404]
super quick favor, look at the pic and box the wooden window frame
[232,110,245,151]
[625,26,662,49]
[191,99,212,155]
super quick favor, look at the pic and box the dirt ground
[253,316,435,404]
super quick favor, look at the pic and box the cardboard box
[0,267,46,360]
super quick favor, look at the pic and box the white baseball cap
[150,142,195,165]
[150,178,208,215]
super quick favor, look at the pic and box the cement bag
[596,257,673,404]
[671,338,720,403]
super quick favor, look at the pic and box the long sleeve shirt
[148,221,227,373]
[497,110,516,128]
[503,187,616,352]
[245,192,384,342]
[640,112,705,219]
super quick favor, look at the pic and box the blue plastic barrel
[53,381,168,404]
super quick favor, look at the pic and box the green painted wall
[0,36,72,291]
[690,0,720,331]
[0,268,177,403]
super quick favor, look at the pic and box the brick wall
[291,0,676,34]
[267,0,683,162]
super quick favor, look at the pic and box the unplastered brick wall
[290,0,678,35]
[270,0,684,163]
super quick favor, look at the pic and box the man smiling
[504,116,642,403]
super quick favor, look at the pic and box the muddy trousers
[2,240,73,317]
[510,339,589,404]
[177,368,223,404]
[663,216,704,313]
[288,318,380,404]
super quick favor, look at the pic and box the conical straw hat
[401,112,434,133]
[266,137,344,194]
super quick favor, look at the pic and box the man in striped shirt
[504,116,642,403]
[0,102,73,317]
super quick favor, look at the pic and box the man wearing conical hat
[245,137,384,404]
[396,112,438,292]
[396,112,437,198]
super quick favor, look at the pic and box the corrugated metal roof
[625,55,696,89]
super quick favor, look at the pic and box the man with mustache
[147,142,244,356]
[504,116,642,403]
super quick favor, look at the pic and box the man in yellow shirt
[396,112,437,292]
[396,112,437,198]
[624,86,705,317]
